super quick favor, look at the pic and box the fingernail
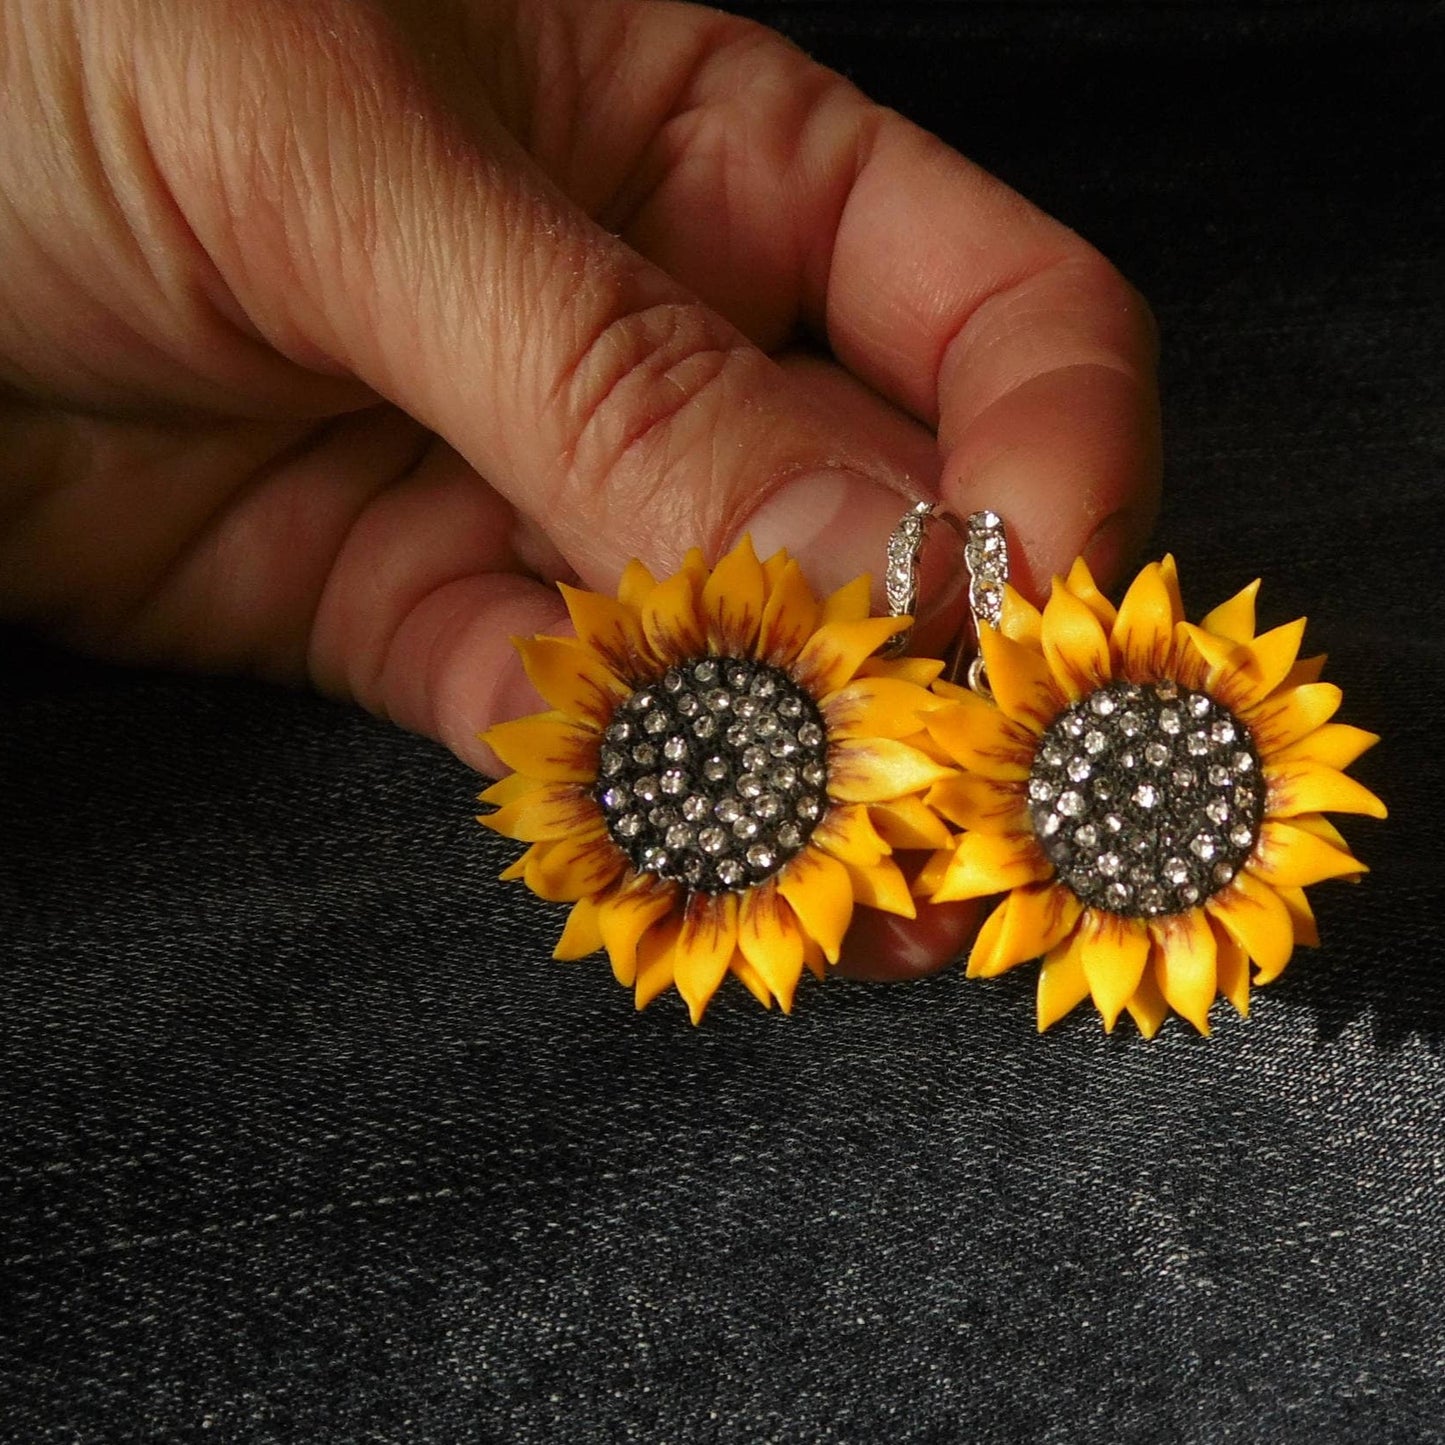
[1081,511,1133,590]
[745,471,961,616]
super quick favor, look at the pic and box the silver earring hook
[881,502,1009,700]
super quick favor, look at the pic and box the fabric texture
[2,4,1441,1440]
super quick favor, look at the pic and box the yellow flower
[921,556,1385,1037]
[478,537,957,1022]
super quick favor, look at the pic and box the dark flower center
[595,657,830,893]
[1027,679,1263,917]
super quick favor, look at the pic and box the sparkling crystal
[728,665,750,689]
[1138,885,1168,914]
[615,813,643,839]
[660,769,686,795]
[676,694,700,717]
[741,746,769,773]
[778,697,803,719]
[1041,743,1065,768]
[1230,823,1254,848]
[1075,824,1099,848]
[663,735,688,762]
[754,715,779,738]
[1099,852,1122,877]
[1186,730,1209,756]
[1145,742,1169,766]
[802,761,827,788]
[750,674,776,698]
[692,660,718,684]
[1119,712,1144,738]
[698,826,727,855]
[601,786,628,810]
[1206,798,1230,824]
[691,715,716,740]
[644,710,669,735]
[737,773,765,799]
[1213,862,1236,885]
[1063,715,1086,739]
[1211,718,1237,745]
[1164,856,1190,885]
[648,806,675,830]
[734,697,759,721]
[1029,776,1057,803]
[768,736,797,759]
[600,748,625,776]
[1104,813,1124,833]
[682,795,710,822]
[632,743,657,767]
[1180,883,1201,905]
[747,844,776,872]
[1234,751,1255,772]
[1120,751,1137,769]
[1058,790,1086,818]
[1040,814,1062,837]
[752,792,782,821]
[662,670,684,693]
[641,846,667,871]
[797,722,825,748]
[1188,693,1210,716]
[1106,882,1132,907]
[777,823,804,850]
[1173,768,1195,789]
[633,774,660,802]
[796,795,823,821]
[1208,764,1231,786]
[1190,833,1217,861]
[1159,709,1182,735]
[1067,757,1092,782]
[1155,680,1179,701]
[714,797,743,824]
[771,764,798,792]
[1093,777,1116,800]
[702,756,728,782]
[1090,692,1117,716]
[732,816,759,841]
[706,689,731,713]
[716,858,745,887]
[664,823,692,850]
[1134,784,1158,808]
[1085,730,1109,755]
[606,720,632,743]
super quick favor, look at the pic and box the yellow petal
[640,569,705,663]
[1111,562,1180,681]
[499,846,535,882]
[673,893,739,1025]
[1276,885,1320,947]
[868,796,955,851]
[820,574,872,625]
[738,884,806,1011]
[524,826,623,902]
[1063,556,1117,629]
[1265,759,1387,819]
[914,847,952,896]
[925,693,1037,780]
[1149,909,1218,1034]
[1125,965,1170,1039]
[1244,682,1343,755]
[482,714,599,783]
[794,617,910,696]
[553,895,604,960]
[776,847,855,964]
[861,655,945,687]
[1206,872,1295,984]
[978,625,1063,732]
[811,803,891,867]
[844,857,916,917]
[478,782,598,842]
[754,558,820,667]
[617,558,657,612]
[1042,578,1113,701]
[1201,578,1260,643]
[598,879,678,987]
[557,582,650,681]
[1212,920,1251,1015]
[1037,933,1092,1032]
[634,914,682,1008]
[1213,619,1309,713]
[925,772,1030,835]
[1272,722,1379,771]
[1248,818,1367,888]
[998,585,1043,647]
[931,832,1052,902]
[995,881,1083,971]
[516,636,628,727]
[478,771,542,806]
[729,952,776,1010]
[965,898,1012,977]
[702,536,767,656]
[1279,653,1328,689]
[822,676,942,740]
[827,738,956,804]
[1078,911,1151,1031]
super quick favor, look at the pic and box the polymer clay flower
[921,557,1385,1036]
[479,538,956,1022]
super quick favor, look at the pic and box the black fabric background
[3,3,1442,1441]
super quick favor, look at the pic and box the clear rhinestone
[778,696,802,719]
[716,858,745,888]
[1155,680,1179,701]
[1208,764,1231,786]
[662,670,684,693]
[663,735,688,762]
[728,665,750,689]
[1211,718,1237,745]
[1041,743,1065,768]
[1119,712,1144,738]
[747,844,776,872]
[1186,730,1209,756]
[600,749,626,776]
[1206,798,1230,824]
[1090,693,1117,716]
[698,826,727,855]
[692,660,718,684]
[1134,784,1158,809]
[615,814,643,839]
[1104,813,1124,833]
[714,797,743,824]
[640,846,667,871]
[676,694,700,717]
[737,773,765,800]
[632,743,657,767]
[1106,882,1131,907]
[771,764,798,792]
[1075,824,1099,848]
[605,720,632,743]
[1188,693,1210,716]
[1180,883,1201,905]
[768,736,797,759]
[1173,768,1195,789]
[601,786,628,810]
[1040,814,1062,837]
[682,795,710,822]
[1063,715,1086,739]
[1093,777,1116,800]
[702,756,728,782]
[1145,742,1169,766]
[1159,709,1182,735]
[1085,730,1109,755]
[796,795,824,821]
[1213,862,1236,886]
[1139,885,1168,914]
[1230,823,1254,848]
[644,710,669,735]
[691,715,716,740]
[802,762,827,788]
[1029,776,1057,803]
[706,689,731,713]
[633,774,660,802]
[797,722,825,748]
[1067,757,1092,782]
[1058,791,1085,817]
[660,769,686,795]
[732,816,759,841]
[754,715,778,738]
[1234,751,1254,772]
[664,823,692,850]
[1099,852,1122,877]
[752,793,782,822]
[777,823,804,850]
[751,674,776,698]
[1164,857,1190,885]
[1190,834,1217,861]
[740,745,769,773]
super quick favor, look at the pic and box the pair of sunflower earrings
[479,506,1384,1035]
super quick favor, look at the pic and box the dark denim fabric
[2,5,1442,1441]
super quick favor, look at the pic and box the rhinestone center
[1027,680,1263,917]
[595,658,829,893]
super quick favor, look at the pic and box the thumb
[157,3,951,608]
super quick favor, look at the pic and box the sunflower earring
[476,538,959,1022]
[902,507,1386,1037]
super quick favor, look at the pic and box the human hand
[0,0,1158,976]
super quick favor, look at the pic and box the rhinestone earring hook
[882,503,1009,697]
